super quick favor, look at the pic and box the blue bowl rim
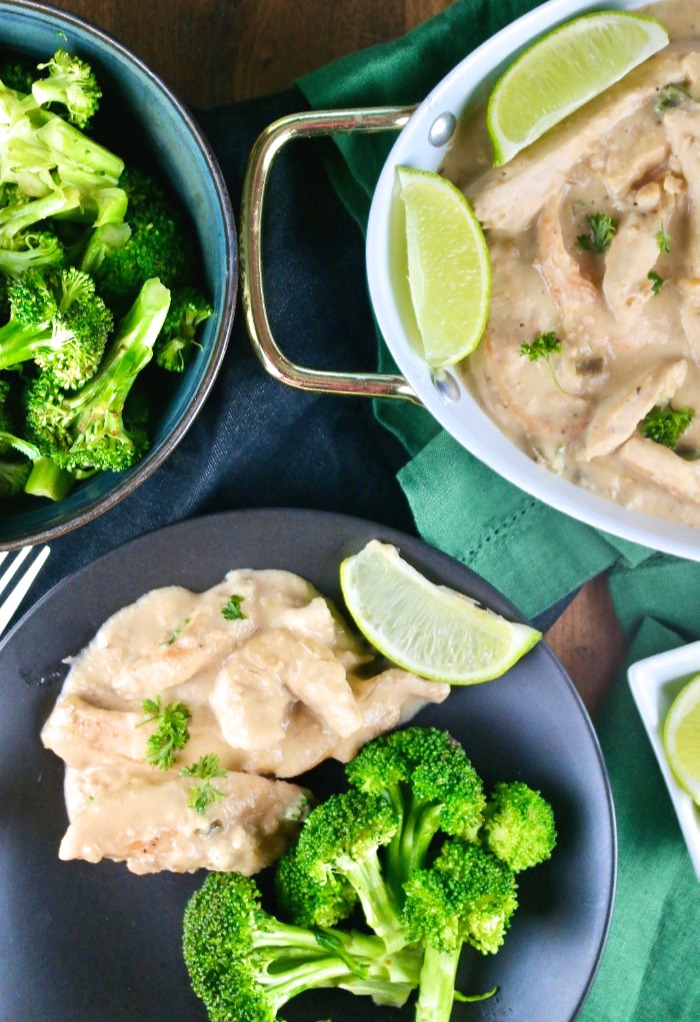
[0,0,238,550]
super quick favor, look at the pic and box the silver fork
[0,544,50,638]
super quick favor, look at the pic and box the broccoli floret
[0,268,111,388]
[25,276,170,472]
[0,58,35,96]
[276,842,358,930]
[32,50,101,129]
[0,377,48,497]
[0,228,65,274]
[275,789,405,949]
[480,781,557,872]
[92,167,197,315]
[0,62,124,221]
[403,839,517,1022]
[155,286,212,371]
[183,871,420,1022]
[346,727,486,897]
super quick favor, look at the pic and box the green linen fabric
[298,1,700,1018]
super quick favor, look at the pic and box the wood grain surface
[44,0,626,710]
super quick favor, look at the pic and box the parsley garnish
[181,753,227,814]
[221,594,246,621]
[520,331,570,392]
[656,223,672,253]
[162,617,190,646]
[648,270,666,294]
[576,212,617,253]
[641,404,694,449]
[520,331,561,362]
[140,695,191,770]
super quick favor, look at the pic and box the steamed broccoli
[25,276,170,471]
[0,228,65,275]
[90,167,197,315]
[0,456,30,495]
[345,726,486,897]
[0,66,125,220]
[0,376,28,493]
[155,286,212,371]
[275,789,405,950]
[0,47,213,502]
[0,185,82,242]
[0,58,35,96]
[0,268,111,387]
[183,872,421,1022]
[31,50,101,129]
[184,728,558,1022]
[480,781,557,872]
[403,839,518,1021]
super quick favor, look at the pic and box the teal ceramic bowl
[0,0,236,549]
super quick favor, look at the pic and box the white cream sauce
[41,568,448,874]
[445,1,700,526]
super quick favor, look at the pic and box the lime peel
[398,166,491,368]
[340,540,541,685]
[487,11,669,166]
[663,674,700,804]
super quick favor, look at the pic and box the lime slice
[663,675,700,804]
[487,11,669,165]
[398,166,490,368]
[339,540,541,685]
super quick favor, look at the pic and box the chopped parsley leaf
[519,331,561,362]
[576,212,616,253]
[221,594,246,621]
[520,331,570,394]
[648,270,666,294]
[140,695,191,770]
[162,617,190,646]
[181,754,227,814]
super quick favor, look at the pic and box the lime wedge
[398,166,490,368]
[487,11,669,165]
[663,675,700,804]
[340,540,541,685]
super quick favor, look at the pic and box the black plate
[0,509,616,1022]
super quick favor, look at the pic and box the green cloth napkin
[299,1,700,1018]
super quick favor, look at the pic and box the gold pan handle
[239,106,421,403]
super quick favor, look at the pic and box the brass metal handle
[239,105,421,402]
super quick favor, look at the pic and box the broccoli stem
[63,277,168,416]
[0,321,56,372]
[24,457,74,500]
[414,945,461,1022]
[341,854,406,951]
[35,118,124,183]
[0,186,81,238]
[337,975,416,1008]
[400,799,443,879]
[258,954,362,1011]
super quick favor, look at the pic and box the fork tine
[0,545,50,638]
[0,546,32,597]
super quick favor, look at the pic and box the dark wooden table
[46,0,627,713]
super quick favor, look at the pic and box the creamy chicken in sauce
[41,568,448,874]
[444,1,700,527]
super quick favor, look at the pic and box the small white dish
[628,642,700,881]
